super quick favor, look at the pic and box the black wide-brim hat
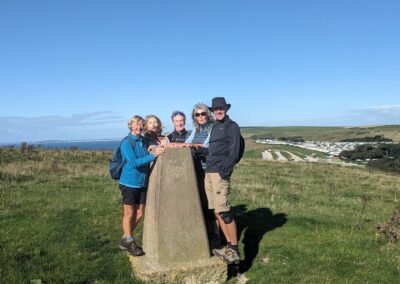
[208,97,231,111]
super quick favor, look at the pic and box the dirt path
[262,150,323,163]
[304,156,319,162]
[287,152,303,162]
[262,150,274,160]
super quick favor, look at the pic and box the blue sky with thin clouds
[0,0,399,142]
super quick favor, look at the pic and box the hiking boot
[212,246,229,263]
[225,247,241,265]
[213,246,240,265]
[119,238,144,256]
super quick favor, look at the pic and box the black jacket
[206,115,241,179]
[167,129,188,143]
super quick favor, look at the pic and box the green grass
[230,159,400,282]
[241,125,400,143]
[280,151,291,160]
[0,149,137,283]
[1,148,400,283]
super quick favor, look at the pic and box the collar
[200,121,213,129]
[128,133,142,141]
[174,129,187,136]
[216,115,230,123]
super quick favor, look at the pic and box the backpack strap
[223,120,235,141]
[120,136,137,157]
[125,135,136,149]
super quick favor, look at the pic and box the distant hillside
[241,125,400,143]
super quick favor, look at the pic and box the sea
[0,139,122,151]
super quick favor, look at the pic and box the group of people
[118,97,242,265]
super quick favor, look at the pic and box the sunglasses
[195,112,207,117]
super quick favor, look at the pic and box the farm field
[241,125,400,143]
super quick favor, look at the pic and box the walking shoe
[213,246,241,265]
[119,238,144,256]
[212,246,229,263]
[225,247,240,265]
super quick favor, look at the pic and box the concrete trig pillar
[129,147,227,283]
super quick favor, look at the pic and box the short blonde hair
[191,103,214,131]
[128,115,144,130]
[144,114,163,135]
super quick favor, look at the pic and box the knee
[136,206,145,220]
[219,211,234,224]
[136,210,143,220]
[123,207,134,218]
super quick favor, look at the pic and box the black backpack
[220,120,245,164]
[109,136,136,180]
[237,134,245,164]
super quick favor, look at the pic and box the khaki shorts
[205,172,231,213]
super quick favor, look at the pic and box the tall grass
[231,159,400,282]
[1,148,400,283]
[0,148,136,283]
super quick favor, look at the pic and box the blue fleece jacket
[119,133,156,188]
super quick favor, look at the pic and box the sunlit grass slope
[241,125,400,142]
[1,148,400,283]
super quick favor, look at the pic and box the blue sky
[1,0,399,142]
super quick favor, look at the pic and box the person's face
[131,120,144,136]
[173,115,185,132]
[195,109,208,125]
[146,117,159,132]
[213,107,226,121]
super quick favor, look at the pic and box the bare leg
[131,204,145,232]
[225,220,238,245]
[215,213,238,245]
[215,213,231,243]
[123,205,134,237]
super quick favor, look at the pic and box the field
[241,125,400,143]
[1,144,400,283]
[244,144,328,161]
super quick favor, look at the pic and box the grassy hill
[1,147,400,283]
[241,125,400,143]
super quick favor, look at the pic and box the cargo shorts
[204,172,231,213]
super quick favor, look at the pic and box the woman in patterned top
[185,103,219,248]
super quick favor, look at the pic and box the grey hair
[128,115,144,130]
[171,110,186,122]
[191,103,215,131]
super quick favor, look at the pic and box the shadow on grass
[229,204,287,277]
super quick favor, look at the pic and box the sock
[127,236,134,242]
[229,244,239,253]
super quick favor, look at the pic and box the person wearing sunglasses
[185,103,219,249]
[167,110,189,144]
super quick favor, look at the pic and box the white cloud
[243,104,400,127]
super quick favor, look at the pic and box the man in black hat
[205,97,241,264]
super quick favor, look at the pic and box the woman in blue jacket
[119,115,165,256]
